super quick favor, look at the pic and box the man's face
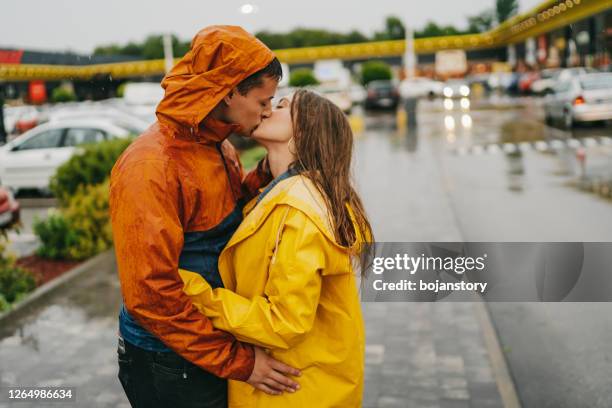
[223,76,278,137]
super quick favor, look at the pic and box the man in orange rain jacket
[110,26,300,408]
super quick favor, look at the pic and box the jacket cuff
[231,343,256,381]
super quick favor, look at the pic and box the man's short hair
[236,57,283,95]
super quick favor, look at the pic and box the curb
[474,301,522,408]
[0,250,115,325]
[18,198,58,208]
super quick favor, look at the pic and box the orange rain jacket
[109,26,275,381]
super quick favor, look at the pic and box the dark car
[0,186,20,230]
[365,80,399,110]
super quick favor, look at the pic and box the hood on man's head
[155,25,275,130]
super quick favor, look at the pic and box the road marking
[449,136,611,156]
[487,144,502,154]
[534,141,548,151]
[503,143,517,153]
[474,301,522,408]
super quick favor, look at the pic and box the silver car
[544,72,612,129]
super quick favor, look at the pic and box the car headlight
[443,87,453,98]
[460,85,470,96]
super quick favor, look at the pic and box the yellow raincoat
[179,174,365,407]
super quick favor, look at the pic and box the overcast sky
[2,0,542,54]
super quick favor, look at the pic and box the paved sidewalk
[363,302,504,408]
[0,253,128,408]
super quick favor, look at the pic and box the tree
[374,16,406,40]
[415,21,463,38]
[93,35,189,60]
[467,9,495,33]
[360,61,392,85]
[256,28,370,49]
[345,30,369,44]
[289,69,319,87]
[496,0,519,24]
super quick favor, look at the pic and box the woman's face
[251,95,294,143]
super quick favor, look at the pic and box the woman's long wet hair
[289,89,374,276]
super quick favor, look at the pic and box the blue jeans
[117,336,227,408]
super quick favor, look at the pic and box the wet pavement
[1,95,612,407]
[358,97,612,407]
[0,252,126,407]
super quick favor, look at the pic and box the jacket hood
[155,25,275,134]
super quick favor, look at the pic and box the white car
[0,119,133,192]
[399,77,444,99]
[49,107,150,134]
[532,68,596,95]
[120,82,164,123]
[442,80,471,99]
[544,72,612,128]
[315,85,353,114]
[349,84,367,105]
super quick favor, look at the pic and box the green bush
[289,68,319,87]
[35,181,112,261]
[0,239,35,305]
[38,137,129,261]
[50,137,132,206]
[116,82,129,98]
[51,87,77,103]
[0,294,9,312]
[0,266,36,304]
[240,146,267,171]
[33,211,78,260]
[361,61,392,85]
[63,180,113,260]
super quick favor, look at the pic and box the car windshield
[580,75,612,90]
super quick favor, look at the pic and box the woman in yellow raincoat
[179,89,373,407]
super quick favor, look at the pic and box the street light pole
[404,26,416,79]
[163,34,174,74]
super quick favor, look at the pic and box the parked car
[544,72,612,128]
[530,69,561,95]
[0,119,134,192]
[443,79,471,99]
[316,85,353,114]
[5,105,49,135]
[486,72,521,94]
[466,74,491,92]
[120,82,164,123]
[399,77,444,99]
[518,72,541,94]
[49,107,150,134]
[0,186,20,230]
[365,80,399,110]
[349,84,367,105]
[532,68,596,95]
